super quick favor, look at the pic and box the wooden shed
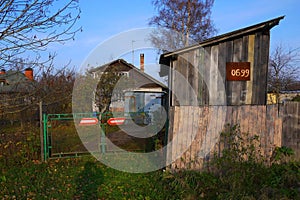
[158,16,288,171]
[159,16,284,106]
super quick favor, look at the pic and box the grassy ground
[0,123,165,199]
[1,156,299,200]
[0,157,166,199]
[0,123,299,199]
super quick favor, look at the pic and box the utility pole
[132,40,135,65]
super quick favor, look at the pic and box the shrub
[0,124,40,167]
[291,95,300,102]
[158,124,300,199]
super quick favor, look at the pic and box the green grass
[0,157,166,199]
[0,123,166,199]
[1,157,299,199]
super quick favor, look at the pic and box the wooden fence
[167,102,299,170]
[281,102,300,159]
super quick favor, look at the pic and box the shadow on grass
[73,161,103,199]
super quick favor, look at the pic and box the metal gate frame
[42,111,169,161]
[42,112,104,160]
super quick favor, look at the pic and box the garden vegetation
[0,123,299,199]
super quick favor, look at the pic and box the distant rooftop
[89,59,167,89]
[0,70,36,93]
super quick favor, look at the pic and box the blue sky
[51,0,300,76]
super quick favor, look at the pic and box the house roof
[268,81,300,94]
[286,82,300,91]
[161,16,284,58]
[0,70,36,93]
[89,59,167,89]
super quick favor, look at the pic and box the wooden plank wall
[281,102,300,159]
[171,30,270,106]
[167,105,283,171]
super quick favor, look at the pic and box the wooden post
[39,101,44,161]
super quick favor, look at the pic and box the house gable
[89,59,167,91]
[89,59,167,112]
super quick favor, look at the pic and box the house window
[118,72,129,77]
[0,79,8,86]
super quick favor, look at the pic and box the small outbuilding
[158,16,287,170]
[160,16,285,106]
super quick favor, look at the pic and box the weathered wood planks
[167,104,287,171]
[169,30,270,106]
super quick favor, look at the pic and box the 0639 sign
[226,62,251,81]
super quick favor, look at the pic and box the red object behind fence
[79,118,98,126]
[107,117,125,126]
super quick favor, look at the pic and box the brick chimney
[140,53,144,73]
[0,69,6,75]
[24,67,34,81]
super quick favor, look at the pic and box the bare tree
[268,44,300,103]
[72,64,136,114]
[0,63,75,123]
[149,0,217,50]
[37,65,75,114]
[71,72,95,113]
[0,0,81,68]
[94,67,135,113]
[0,0,81,121]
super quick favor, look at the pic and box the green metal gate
[42,112,104,160]
[42,111,168,161]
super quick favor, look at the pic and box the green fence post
[43,113,47,161]
[100,123,106,153]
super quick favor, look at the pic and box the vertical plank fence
[281,102,300,159]
[167,103,300,171]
